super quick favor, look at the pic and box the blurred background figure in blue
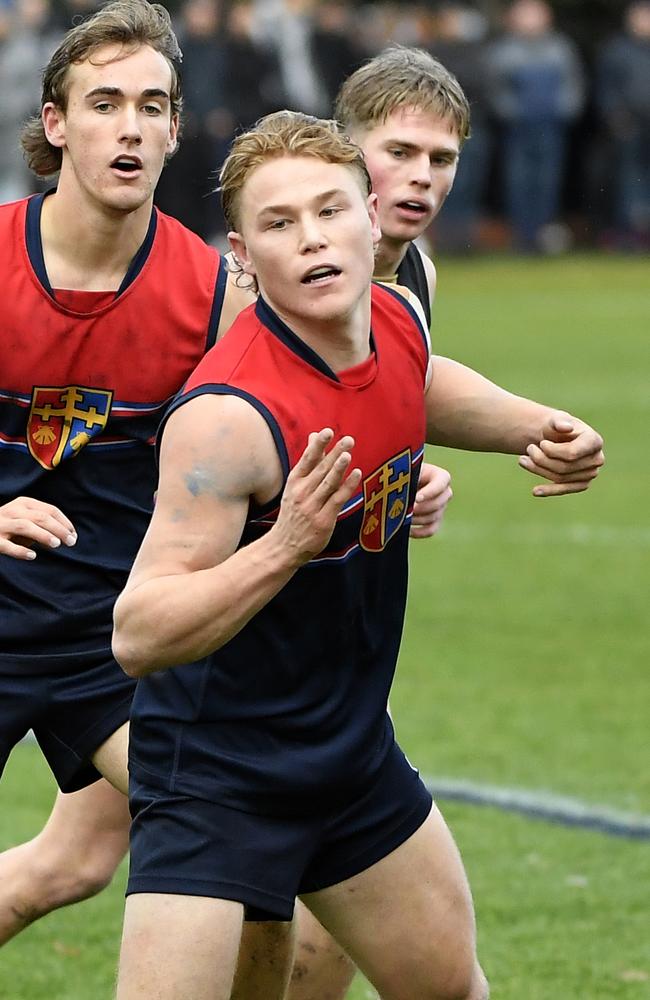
[485,0,584,253]
[595,0,650,252]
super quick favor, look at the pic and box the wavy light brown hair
[335,45,470,145]
[219,110,372,233]
[21,0,183,177]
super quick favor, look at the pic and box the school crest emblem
[360,449,411,552]
[27,386,113,469]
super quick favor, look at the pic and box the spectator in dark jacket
[596,0,650,249]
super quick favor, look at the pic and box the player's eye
[143,104,163,115]
[320,206,340,218]
[268,219,287,231]
[94,102,114,113]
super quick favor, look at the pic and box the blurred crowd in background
[1,0,649,254]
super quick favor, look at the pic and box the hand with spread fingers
[275,429,362,563]
[518,414,605,497]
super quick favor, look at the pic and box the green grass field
[1,255,648,999]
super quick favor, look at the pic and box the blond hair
[21,0,183,177]
[335,45,470,145]
[220,110,372,232]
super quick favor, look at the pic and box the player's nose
[118,106,143,145]
[299,217,328,252]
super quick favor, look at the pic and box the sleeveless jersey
[130,283,430,814]
[396,242,431,329]
[0,194,227,671]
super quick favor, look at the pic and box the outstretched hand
[518,414,604,497]
[274,429,362,563]
[410,462,452,538]
[0,497,77,560]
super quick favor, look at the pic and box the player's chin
[106,183,151,212]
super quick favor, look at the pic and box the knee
[430,962,489,1000]
[22,836,121,910]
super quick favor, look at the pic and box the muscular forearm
[426,357,563,453]
[112,529,301,678]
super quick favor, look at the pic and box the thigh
[91,722,129,795]
[301,804,482,1000]
[232,919,295,1000]
[37,655,134,793]
[288,901,356,1000]
[42,779,130,856]
[117,892,243,1000]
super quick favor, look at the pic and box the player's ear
[227,232,255,277]
[42,103,66,149]
[166,113,179,156]
[367,193,381,245]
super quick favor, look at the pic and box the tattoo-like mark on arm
[184,463,231,500]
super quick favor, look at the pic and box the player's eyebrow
[84,86,170,101]
[257,188,349,219]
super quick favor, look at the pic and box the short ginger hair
[219,110,372,233]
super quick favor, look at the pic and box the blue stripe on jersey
[0,389,31,406]
[206,257,228,350]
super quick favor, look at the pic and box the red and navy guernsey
[130,282,430,815]
[0,194,227,671]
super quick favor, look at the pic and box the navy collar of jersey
[26,190,158,300]
[255,295,376,383]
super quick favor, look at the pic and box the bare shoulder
[127,393,283,582]
[159,392,282,508]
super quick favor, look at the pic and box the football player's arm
[424,356,604,497]
[112,395,360,677]
[0,497,77,560]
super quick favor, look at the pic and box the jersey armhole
[156,383,290,515]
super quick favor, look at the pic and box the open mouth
[111,157,142,174]
[301,266,342,285]
[396,200,428,216]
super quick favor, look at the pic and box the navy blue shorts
[127,741,433,921]
[0,653,135,792]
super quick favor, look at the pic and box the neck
[272,292,373,373]
[40,178,153,291]
[373,235,409,280]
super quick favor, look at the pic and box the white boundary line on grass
[424,776,650,840]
